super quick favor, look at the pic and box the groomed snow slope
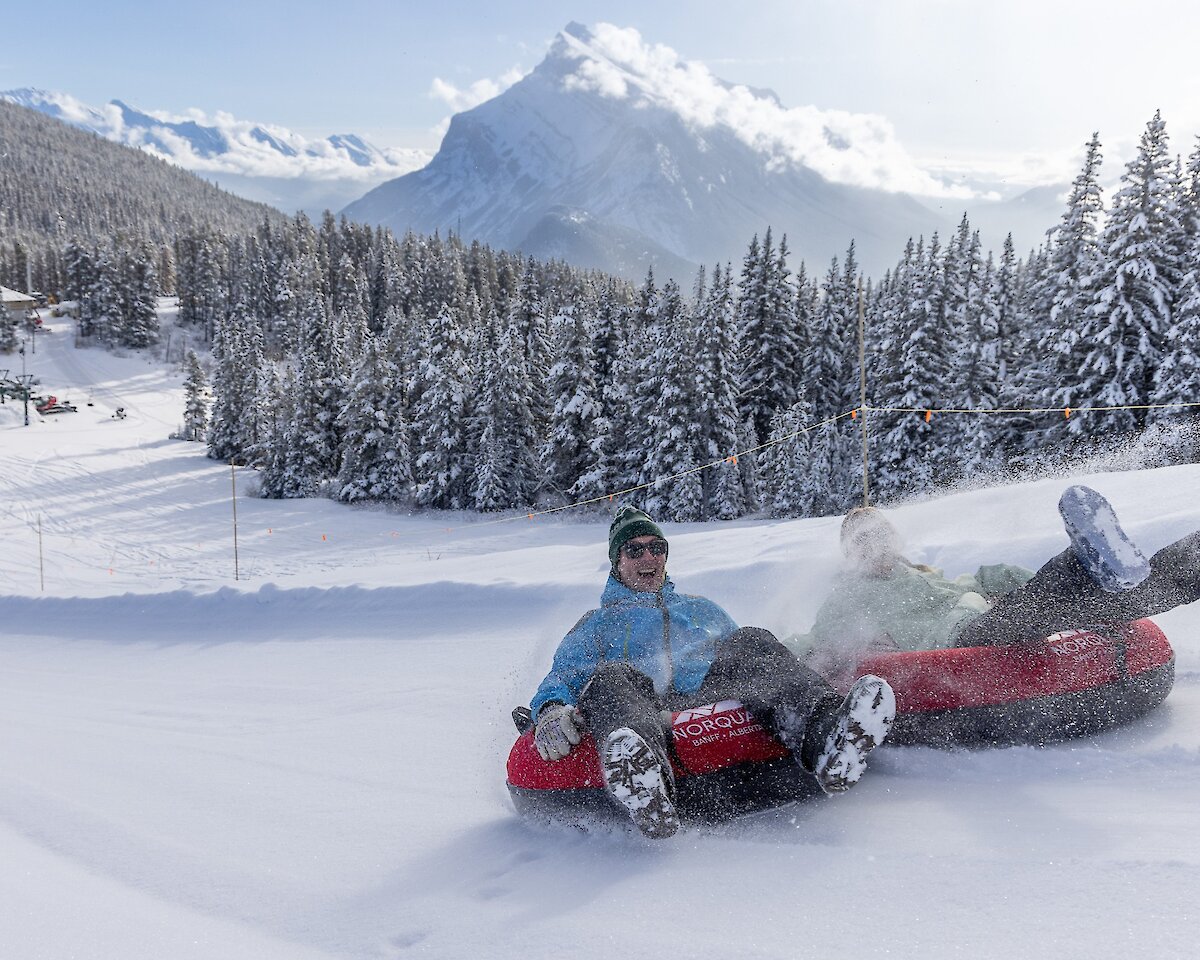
[1,314,1198,959]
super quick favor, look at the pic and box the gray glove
[535,703,584,761]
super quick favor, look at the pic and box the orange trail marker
[1065,407,1072,419]
[925,410,932,422]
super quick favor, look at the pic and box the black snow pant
[575,626,844,772]
[956,531,1200,647]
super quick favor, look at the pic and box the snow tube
[846,618,1174,748]
[507,619,1174,822]
[507,699,824,824]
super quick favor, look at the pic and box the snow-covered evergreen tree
[1150,227,1200,459]
[181,350,209,442]
[542,306,601,501]
[335,333,413,503]
[207,303,262,464]
[945,250,1001,479]
[872,236,951,498]
[1072,112,1186,440]
[118,245,159,348]
[693,263,745,519]
[643,280,702,521]
[411,303,473,509]
[806,245,861,420]
[280,295,344,495]
[736,228,798,441]
[1030,134,1107,450]
[471,306,540,510]
[762,402,813,518]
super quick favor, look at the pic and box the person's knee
[581,662,654,702]
[720,625,785,659]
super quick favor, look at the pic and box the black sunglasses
[621,539,668,559]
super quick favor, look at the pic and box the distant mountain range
[3,24,1068,280]
[344,23,1066,280]
[0,88,428,216]
[0,97,284,251]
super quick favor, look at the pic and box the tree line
[6,112,1200,520]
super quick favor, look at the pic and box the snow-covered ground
[2,313,1198,959]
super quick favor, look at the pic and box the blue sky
[6,1,1199,185]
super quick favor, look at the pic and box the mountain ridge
[343,23,962,279]
[1,87,428,215]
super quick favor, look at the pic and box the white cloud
[560,22,978,199]
[429,67,526,114]
[101,100,427,182]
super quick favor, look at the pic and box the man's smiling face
[615,535,668,593]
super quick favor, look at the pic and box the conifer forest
[3,114,1199,521]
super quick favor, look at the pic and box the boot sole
[815,676,896,795]
[1058,485,1150,593]
[601,727,680,839]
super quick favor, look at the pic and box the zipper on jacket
[658,592,674,691]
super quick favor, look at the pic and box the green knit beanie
[608,506,666,565]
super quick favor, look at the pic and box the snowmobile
[507,619,1174,824]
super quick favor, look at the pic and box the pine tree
[207,304,262,463]
[1031,134,1106,450]
[1072,112,1186,440]
[472,307,539,510]
[1150,227,1200,460]
[763,402,813,518]
[872,236,951,498]
[181,350,209,442]
[284,295,344,494]
[542,306,601,500]
[335,333,413,503]
[945,251,1001,479]
[644,280,702,521]
[736,228,798,441]
[806,245,861,420]
[119,245,160,348]
[693,264,745,519]
[411,303,472,509]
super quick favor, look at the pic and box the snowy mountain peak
[343,21,962,278]
[1,86,430,215]
[534,22,951,198]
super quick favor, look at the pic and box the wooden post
[857,277,870,507]
[231,462,240,582]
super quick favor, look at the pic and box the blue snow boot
[1058,485,1150,593]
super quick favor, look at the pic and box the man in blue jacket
[530,506,896,839]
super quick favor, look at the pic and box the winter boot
[1058,485,1150,593]
[600,727,679,839]
[812,675,896,795]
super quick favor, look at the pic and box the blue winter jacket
[530,574,739,720]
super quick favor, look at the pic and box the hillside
[2,87,429,216]
[1,309,1198,959]
[0,98,285,252]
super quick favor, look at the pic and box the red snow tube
[507,620,1174,822]
[848,618,1175,747]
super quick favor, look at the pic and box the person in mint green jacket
[790,489,1200,676]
